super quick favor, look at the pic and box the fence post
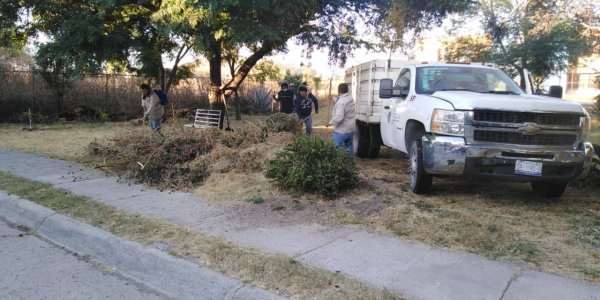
[31,71,35,111]
[105,73,109,111]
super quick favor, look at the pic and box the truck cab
[347,60,594,197]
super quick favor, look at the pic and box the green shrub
[245,86,273,114]
[98,110,112,122]
[246,195,265,204]
[265,136,358,197]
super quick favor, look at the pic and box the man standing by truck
[329,83,356,156]
[295,84,319,135]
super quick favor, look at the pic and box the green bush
[265,136,358,197]
[98,110,112,122]
[246,195,265,204]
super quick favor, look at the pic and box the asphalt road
[0,218,165,300]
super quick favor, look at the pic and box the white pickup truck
[346,60,594,197]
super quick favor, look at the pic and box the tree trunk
[207,41,224,128]
[207,42,274,128]
[517,67,527,92]
[235,90,241,120]
[227,57,242,121]
[165,44,191,94]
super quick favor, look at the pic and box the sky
[266,19,470,80]
[269,42,402,80]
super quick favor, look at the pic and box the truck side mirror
[379,78,408,99]
[548,85,563,98]
[379,79,394,99]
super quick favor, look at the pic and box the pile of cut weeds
[88,120,295,190]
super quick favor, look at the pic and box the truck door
[380,68,411,150]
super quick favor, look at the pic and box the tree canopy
[479,0,594,86]
[443,34,493,63]
[4,0,475,124]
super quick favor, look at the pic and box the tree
[7,0,475,126]
[156,0,383,125]
[558,0,600,53]
[443,35,493,63]
[373,0,474,54]
[35,43,78,113]
[155,0,477,126]
[283,70,303,91]
[0,0,30,74]
[12,0,192,95]
[312,76,322,97]
[249,60,282,86]
[479,0,594,89]
[0,1,27,50]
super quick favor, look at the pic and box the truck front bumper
[422,135,594,181]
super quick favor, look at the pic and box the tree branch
[165,42,192,93]
[220,43,274,97]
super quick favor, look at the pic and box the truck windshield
[415,66,523,95]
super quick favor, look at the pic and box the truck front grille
[473,111,580,126]
[473,130,577,146]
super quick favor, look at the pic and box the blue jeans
[149,118,161,132]
[333,131,354,156]
[299,115,313,136]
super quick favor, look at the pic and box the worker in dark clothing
[274,82,295,114]
[294,83,319,135]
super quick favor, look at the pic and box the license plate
[515,160,542,176]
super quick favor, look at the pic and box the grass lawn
[590,124,600,145]
[1,112,599,284]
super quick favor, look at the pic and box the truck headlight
[431,109,465,136]
[581,114,591,142]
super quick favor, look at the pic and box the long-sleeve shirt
[294,93,319,119]
[329,93,355,134]
[141,92,165,121]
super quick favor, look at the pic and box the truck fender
[404,120,426,151]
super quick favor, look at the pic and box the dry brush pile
[87,113,300,190]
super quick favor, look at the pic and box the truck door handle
[384,106,390,109]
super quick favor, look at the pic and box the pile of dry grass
[266,113,301,133]
[87,122,295,190]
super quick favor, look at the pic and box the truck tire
[354,122,370,158]
[531,181,567,198]
[409,137,432,193]
[367,126,381,158]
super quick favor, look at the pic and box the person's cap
[299,84,308,92]
[281,82,288,88]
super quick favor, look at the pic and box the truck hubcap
[410,144,418,188]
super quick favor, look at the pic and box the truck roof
[412,62,498,69]
[345,60,499,74]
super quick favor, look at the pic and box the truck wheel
[531,181,567,198]
[367,126,381,158]
[409,137,432,193]
[354,122,370,158]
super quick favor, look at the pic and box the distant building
[566,54,600,101]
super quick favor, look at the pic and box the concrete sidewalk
[0,190,283,299]
[0,148,598,300]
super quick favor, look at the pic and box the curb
[0,192,285,300]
